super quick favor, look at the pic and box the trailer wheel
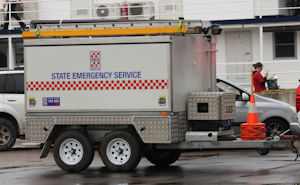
[144,148,182,166]
[53,130,94,173]
[99,130,141,172]
[0,118,17,151]
[257,148,269,156]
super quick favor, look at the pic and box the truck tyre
[53,130,94,173]
[265,119,288,138]
[144,149,182,166]
[0,118,17,151]
[99,130,141,172]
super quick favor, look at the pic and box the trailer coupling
[279,123,300,161]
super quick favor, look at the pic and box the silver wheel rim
[106,138,131,165]
[59,138,83,165]
[266,122,285,137]
[0,125,11,145]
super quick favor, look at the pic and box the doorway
[225,32,252,85]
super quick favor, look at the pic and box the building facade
[1,0,299,89]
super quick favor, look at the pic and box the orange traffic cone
[240,94,266,140]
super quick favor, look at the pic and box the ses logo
[90,51,101,70]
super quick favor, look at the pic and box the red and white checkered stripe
[91,52,99,58]
[91,62,100,67]
[27,79,168,91]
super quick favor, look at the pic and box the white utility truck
[22,20,300,173]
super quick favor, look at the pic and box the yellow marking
[251,69,253,95]
[22,27,197,39]
[28,97,36,99]
[159,95,167,98]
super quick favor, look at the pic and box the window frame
[273,31,297,59]
[12,73,24,94]
[216,79,245,101]
[4,74,16,94]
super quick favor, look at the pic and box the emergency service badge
[43,97,60,106]
[90,51,101,70]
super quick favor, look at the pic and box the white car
[0,70,25,151]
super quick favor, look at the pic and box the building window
[13,38,24,68]
[274,32,296,58]
[0,39,8,68]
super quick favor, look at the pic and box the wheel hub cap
[266,123,284,137]
[107,138,131,165]
[0,126,10,145]
[59,138,83,165]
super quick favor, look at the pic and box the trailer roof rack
[22,19,211,39]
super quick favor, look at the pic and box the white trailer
[22,20,300,173]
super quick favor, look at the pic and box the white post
[259,0,262,18]
[172,0,175,19]
[8,37,14,70]
[210,35,217,92]
[259,26,264,63]
[8,2,11,30]
[89,0,92,19]
[154,0,158,19]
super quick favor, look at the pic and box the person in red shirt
[253,62,269,93]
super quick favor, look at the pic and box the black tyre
[144,148,182,166]
[99,130,141,172]
[53,130,94,173]
[265,119,289,138]
[257,148,269,156]
[0,118,17,151]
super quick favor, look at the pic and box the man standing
[3,0,26,30]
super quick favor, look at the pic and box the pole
[8,36,13,70]
[8,2,11,30]
[259,26,264,63]
[172,0,175,19]
[210,35,217,92]
[259,0,262,19]
[89,0,92,19]
[251,69,253,94]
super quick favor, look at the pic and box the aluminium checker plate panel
[134,116,177,143]
[26,117,54,142]
[178,112,188,142]
[188,92,236,120]
[26,116,179,144]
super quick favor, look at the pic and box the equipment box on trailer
[25,36,212,113]
[22,20,300,173]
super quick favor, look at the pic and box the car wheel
[0,118,17,151]
[99,130,141,172]
[265,119,289,138]
[53,130,94,173]
[144,148,182,166]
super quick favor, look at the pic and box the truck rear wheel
[0,118,17,151]
[99,130,141,172]
[53,130,94,173]
[144,149,182,166]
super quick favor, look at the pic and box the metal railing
[1,0,299,87]
[1,0,298,25]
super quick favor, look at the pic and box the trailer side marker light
[161,112,168,116]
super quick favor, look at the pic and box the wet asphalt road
[1,140,300,185]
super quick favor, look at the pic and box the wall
[262,31,300,89]
[217,27,300,89]
[38,0,71,20]
[182,0,254,21]
[216,27,260,89]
